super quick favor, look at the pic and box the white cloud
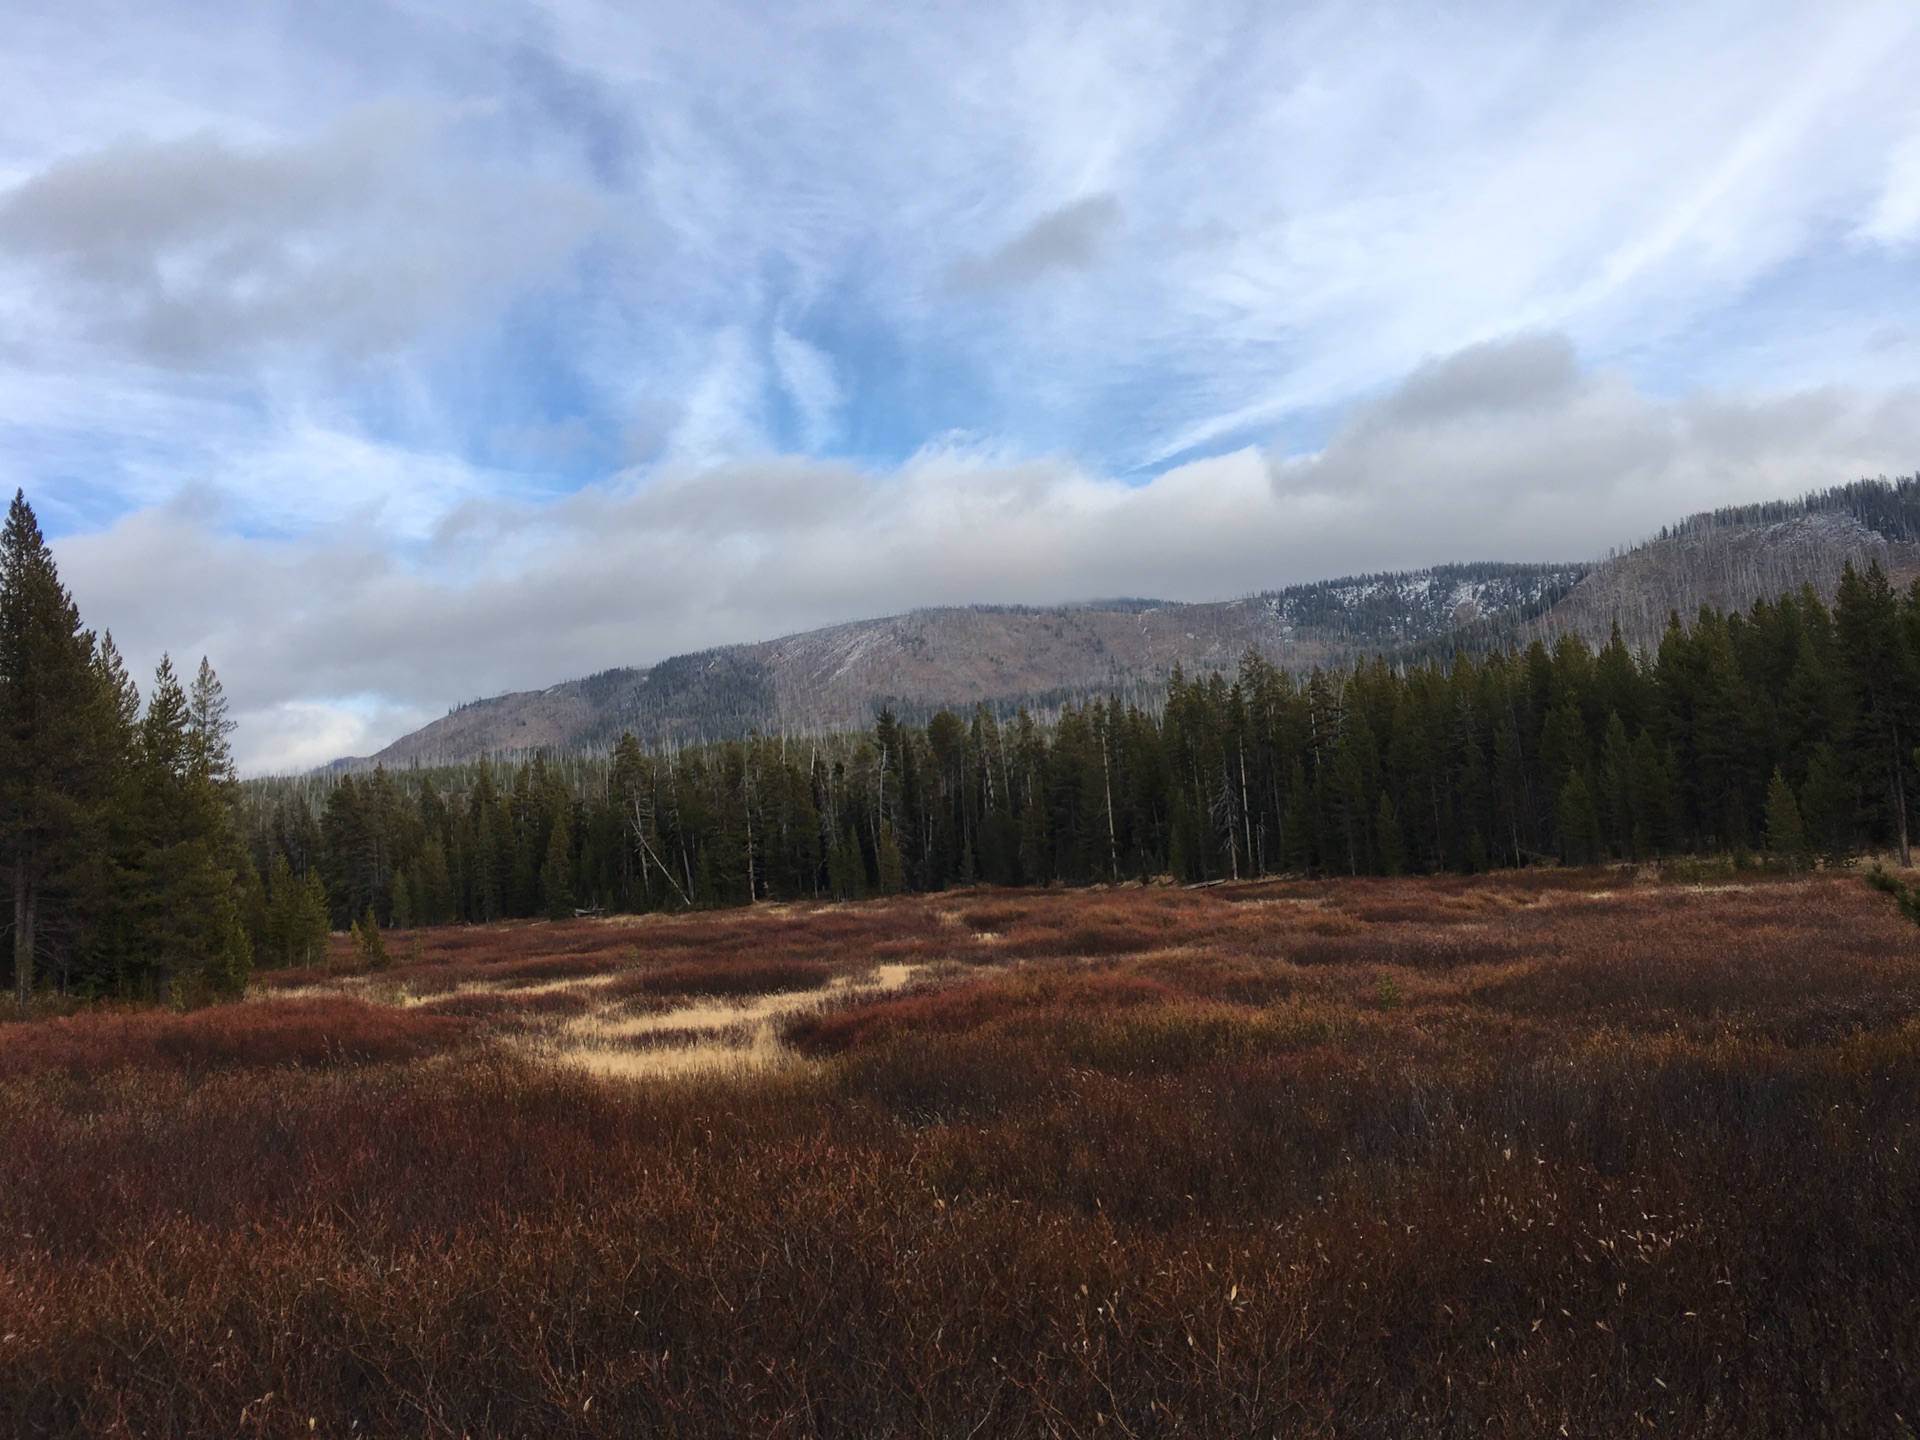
[1861,132,1920,246]
[0,102,606,367]
[235,697,431,776]
[770,327,843,450]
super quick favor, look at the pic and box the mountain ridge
[329,478,1920,772]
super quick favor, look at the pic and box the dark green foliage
[1766,768,1809,870]
[1556,771,1603,866]
[1865,863,1920,925]
[0,491,251,1002]
[351,907,391,970]
[260,854,330,968]
[0,492,123,1001]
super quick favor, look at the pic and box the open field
[3,871,1919,1436]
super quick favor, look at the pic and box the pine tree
[1834,562,1917,863]
[1627,732,1679,859]
[541,808,574,920]
[391,866,416,928]
[188,656,236,785]
[299,869,331,966]
[876,821,904,896]
[134,658,251,998]
[1557,771,1604,867]
[0,491,119,1001]
[1765,767,1808,871]
[1373,793,1404,876]
[1800,741,1856,865]
[1599,713,1634,858]
[263,852,300,966]
[352,906,390,970]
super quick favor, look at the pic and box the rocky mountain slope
[335,478,1920,770]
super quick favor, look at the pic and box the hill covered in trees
[344,477,1920,768]
[346,564,1584,767]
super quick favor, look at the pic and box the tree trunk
[1894,728,1911,868]
[13,852,33,1007]
[1101,730,1119,881]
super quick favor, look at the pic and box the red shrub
[0,998,466,1078]
[608,958,834,998]
[789,970,1181,1054]
[415,990,592,1021]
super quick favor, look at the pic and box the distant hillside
[331,477,1920,771]
[342,563,1580,769]
[1526,478,1920,653]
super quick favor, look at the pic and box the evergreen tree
[1373,793,1404,876]
[0,491,119,1001]
[876,821,904,897]
[1834,562,1917,863]
[352,906,390,969]
[541,807,574,920]
[391,866,417,928]
[1557,771,1604,867]
[1800,742,1856,865]
[1627,732,1679,859]
[299,869,331,966]
[1765,767,1808,871]
[1599,713,1634,858]
[134,659,251,998]
[262,852,302,967]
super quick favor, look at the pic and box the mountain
[333,477,1920,771]
[342,564,1581,769]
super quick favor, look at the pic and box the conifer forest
[246,559,1920,946]
[0,493,252,1004]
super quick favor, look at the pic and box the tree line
[238,560,1920,943]
[1,493,252,1003]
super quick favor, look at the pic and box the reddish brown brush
[2,871,1918,1435]
[0,996,466,1078]
[415,989,594,1020]
[608,957,835,998]
[789,970,1183,1053]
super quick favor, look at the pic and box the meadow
[2,869,1917,1437]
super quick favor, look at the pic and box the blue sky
[5,1,1920,769]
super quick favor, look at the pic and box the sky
[5,1,1920,772]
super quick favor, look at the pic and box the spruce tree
[876,821,904,896]
[1627,732,1679,859]
[1373,793,1404,876]
[352,905,390,969]
[299,869,331,966]
[1765,767,1809,871]
[0,491,119,1002]
[1799,742,1856,865]
[134,658,251,998]
[541,808,574,920]
[1834,562,1917,863]
[1557,771,1604,867]
[391,866,416,928]
[263,852,300,966]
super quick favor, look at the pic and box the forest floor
[3,868,1919,1436]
